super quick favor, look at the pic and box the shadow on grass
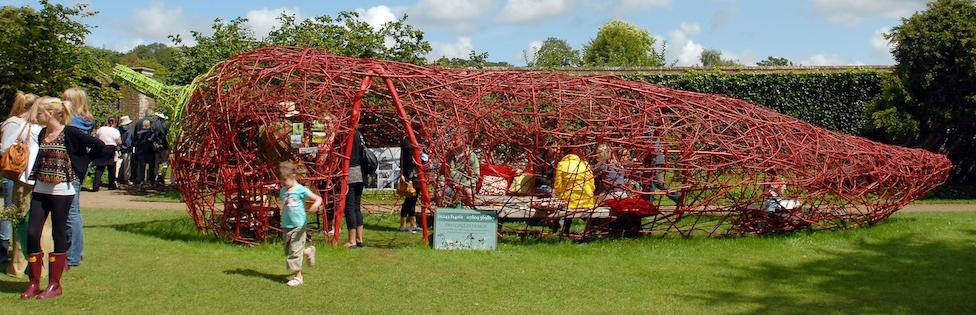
[0,277,26,294]
[223,268,286,284]
[89,217,225,244]
[687,233,976,314]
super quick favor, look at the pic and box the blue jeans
[1,178,12,241]
[66,179,83,266]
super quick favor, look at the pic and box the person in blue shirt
[62,88,95,268]
[278,161,322,287]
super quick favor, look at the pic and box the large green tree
[168,11,431,85]
[526,37,580,68]
[582,20,665,67]
[0,1,93,106]
[873,0,976,183]
[168,18,260,85]
[0,1,120,120]
[700,49,741,67]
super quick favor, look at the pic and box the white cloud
[409,0,494,24]
[355,5,400,30]
[527,40,543,55]
[428,36,475,61]
[610,0,669,16]
[115,2,206,48]
[676,40,705,66]
[667,22,703,66]
[870,27,894,60]
[710,4,737,31]
[498,0,573,23]
[522,40,543,64]
[800,53,848,66]
[131,3,186,39]
[811,0,929,24]
[245,7,300,39]
[620,0,670,9]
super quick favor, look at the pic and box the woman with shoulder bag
[1,92,47,277]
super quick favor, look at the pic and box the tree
[267,12,429,65]
[526,37,580,68]
[118,42,180,80]
[168,18,260,85]
[700,49,742,67]
[433,50,500,69]
[872,0,976,183]
[582,20,665,67]
[169,11,432,85]
[757,56,793,67]
[0,1,95,106]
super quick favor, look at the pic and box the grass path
[0,207,974,314]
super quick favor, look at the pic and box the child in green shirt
[278,161,323,287]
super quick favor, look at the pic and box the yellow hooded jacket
[554,154,596,209]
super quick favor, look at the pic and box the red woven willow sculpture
[172,47,951,244]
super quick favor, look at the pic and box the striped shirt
[30,131,75,184]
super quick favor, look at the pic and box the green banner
[434,207,497,250]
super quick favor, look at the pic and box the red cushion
[604,197,660,217]
[478,164,516,190]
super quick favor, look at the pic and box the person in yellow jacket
[553,148,596,209]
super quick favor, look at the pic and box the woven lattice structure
[172,47,951,244]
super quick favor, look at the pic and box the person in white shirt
[0,92,45,276]
[91,118,122,191]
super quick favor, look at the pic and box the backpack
[360,135,378,176]
[0,122,31,180]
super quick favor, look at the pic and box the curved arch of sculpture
[172,47,951,244]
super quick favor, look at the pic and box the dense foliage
[169,12,431,85]
[627,71,887,135]
[526,37,580,68]
[0,1,119,122]
[582,20,665,67]
[873,0,976,184]
[700,49,742,67]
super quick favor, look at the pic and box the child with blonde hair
[278,161,322,287]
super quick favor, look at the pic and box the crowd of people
[0,88,170,300]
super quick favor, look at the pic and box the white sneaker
[303,246,316,266]
[287,275,304,287]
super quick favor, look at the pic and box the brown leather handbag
[0,123,31,180]
[396,175,416,197]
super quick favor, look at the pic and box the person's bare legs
[346,229,358,247]
[356,225,364,245]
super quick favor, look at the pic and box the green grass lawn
[1,208,974,314]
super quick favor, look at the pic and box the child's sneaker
[303,246,316,266]
[398,227,410,232]
[287,275,304,287]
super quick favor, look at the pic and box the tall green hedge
[624,71,888,135]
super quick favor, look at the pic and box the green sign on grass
[434,207,497,250]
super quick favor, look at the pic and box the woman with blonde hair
[1,92,43,268]
[60,87,94,268]
[21,97,104,300]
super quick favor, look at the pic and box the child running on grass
[278,161,323,287]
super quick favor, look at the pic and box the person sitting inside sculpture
[443,133,480,207]
[643,126,681,204]
[532,144,558,196]
[553,146,595,210]
[762,169,801,214]
[593,143,628,201]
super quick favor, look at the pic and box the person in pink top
[91,118,122,191]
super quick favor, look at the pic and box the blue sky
[4,0,931,66]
